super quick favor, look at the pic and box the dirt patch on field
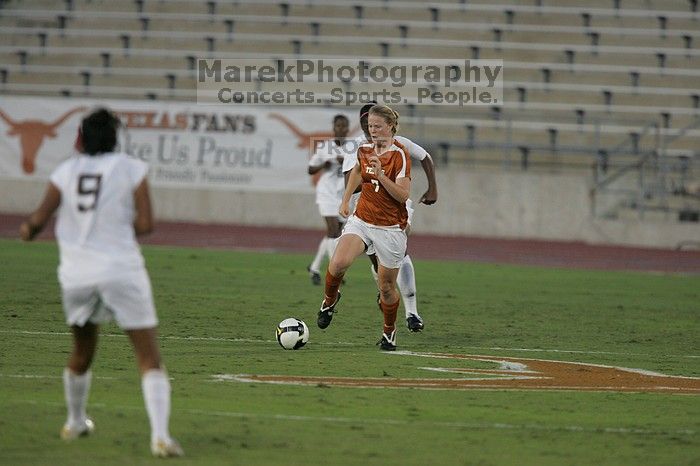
[219,352,700,394]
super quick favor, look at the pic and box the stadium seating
[1,0,698,178]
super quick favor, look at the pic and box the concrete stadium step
[540,0,691,10]
[503,68,697,90]
[5,71,83,86]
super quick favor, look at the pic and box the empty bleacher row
[1,0,699,170]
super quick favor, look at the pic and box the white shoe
[60,418,95,441]
[151,438,184,458]
[377,329,397,351]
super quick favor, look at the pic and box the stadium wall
[2,168,697,249]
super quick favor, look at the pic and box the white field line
[11,399,697,437]
[0,329,274,344]
[3,330,698,359]
[216,373,700,394]
[212,352,700,392]
[416,366,544,380]
[394,351,700,380]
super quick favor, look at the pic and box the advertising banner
[0,96,358,192]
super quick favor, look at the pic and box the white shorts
[318,201,341,218]
[343,215,407,269]
[61,268,158,330]
[366,199,413,256]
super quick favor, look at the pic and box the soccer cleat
[406,314,424,332]
[307,266,321,286]
[317,292,341,329]
[60,418,95,441]
[151,438,184,458]
[376,329,397,351]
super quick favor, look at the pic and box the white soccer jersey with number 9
[50,152,149,288]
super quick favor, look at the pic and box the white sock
[63,368,91,426]
[326,236,338,261]
[397,255,419,319]
[142,369,171,444]
[310,237,328,273]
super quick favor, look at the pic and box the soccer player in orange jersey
[342,102,438,332]
[317,105,411,350]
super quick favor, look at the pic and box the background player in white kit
[307,114,351,284]
[19,108,183,458]
[343,103,438,332]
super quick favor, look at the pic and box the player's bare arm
[344,169,363,193]
[308,161,331,175]
[340,163,362,217]
[19,183,61,241]
[133,178,153,236]
[419,154,438,205]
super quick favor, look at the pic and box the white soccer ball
[276,318,309,350]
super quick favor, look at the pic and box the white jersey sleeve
[49,156,74,191]
[128,158,149,188]
[341,149,357,174]
[394,135,428,161]
[309,141,330,168]
[342,135,366,173]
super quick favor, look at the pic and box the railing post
[466,124,475,149]
[638,153,645,220]
[519,146,529,171]
[504,118,512,169]
[439,143,449,166]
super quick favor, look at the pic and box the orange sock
[323,270,344,306]
[380,299,399,334]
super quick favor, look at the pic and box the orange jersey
[354,139,411,229]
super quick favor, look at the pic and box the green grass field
[1,238,699,466]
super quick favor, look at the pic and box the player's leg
[309,201,343,284]
[324,215,343,261]
[308,236,327,285]
[317,217,367,329]
[317,233,365,328]
[368,252,379,284]
[398,199,423,331]
[327,233,365,281]
[126,326,162,373]
[369,245,421,332]
[373,228,407,351]
[125,327,183,457]
[60,285,104,440]
[377,265,400,351]
[104,270,183,457]
[398,254,423,332]
[61,322,99,440]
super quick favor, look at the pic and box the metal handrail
[592,120,659,189]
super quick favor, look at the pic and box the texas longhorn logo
[0,107,86,174]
